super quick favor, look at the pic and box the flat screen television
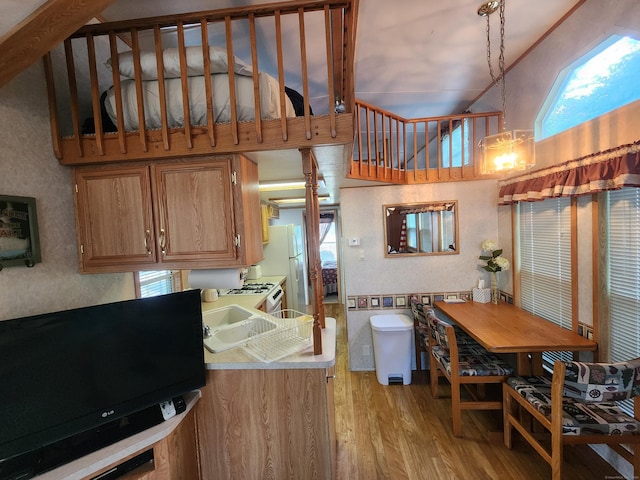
[0,289,205,478]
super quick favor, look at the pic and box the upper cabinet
[261,203,270,244]
[73,155,263,273]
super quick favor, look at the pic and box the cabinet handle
[144,230,152,255]
[159,228,166,256]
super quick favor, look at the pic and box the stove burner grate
[223,282,276,295]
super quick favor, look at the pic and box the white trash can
[370,314,413,385]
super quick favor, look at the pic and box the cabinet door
[261,204,269,243]
[153,159,237,263]
[74,166,156,271]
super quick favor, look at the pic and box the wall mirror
[384,201,458,256]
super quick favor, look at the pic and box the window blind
[607,188,640,362]
[519,197,572,365]
[138,270,179,298]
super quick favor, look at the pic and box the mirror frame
[383,201,459,257]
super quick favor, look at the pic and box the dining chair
[503,358,640,480]
[426,308,514,437]
[410,298,430,372]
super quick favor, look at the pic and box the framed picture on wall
[0,195,41,269]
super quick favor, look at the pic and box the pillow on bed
[106,46,253,81]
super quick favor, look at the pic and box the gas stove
[219,281,284,315]
[220,282,276,295]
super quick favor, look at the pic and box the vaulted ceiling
[0,0,583,204]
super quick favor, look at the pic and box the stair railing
[351,99,503,183]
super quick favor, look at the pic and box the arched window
[536,35,640,140]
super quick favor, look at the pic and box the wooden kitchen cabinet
[261,202,270,244]
[196,367,336,479]
[73,155,263,273]
[150,408,200,480]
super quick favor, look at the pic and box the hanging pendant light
[478,0,535,175]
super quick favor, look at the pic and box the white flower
[482,239,497,252]
[478,239,510,273]
[494,256,510,271]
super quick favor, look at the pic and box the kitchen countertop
[203,316,336,370]
[198,274,335,370]
[200,275,286,313]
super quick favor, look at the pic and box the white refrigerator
[258,224,308,312]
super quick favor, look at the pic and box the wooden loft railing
[43,0,357,166]
[349,99,503,183]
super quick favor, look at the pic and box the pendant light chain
[485,0,507,131]
[479,0,535,174]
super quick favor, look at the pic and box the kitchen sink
[202,304,278,353]
[202,304,257,328]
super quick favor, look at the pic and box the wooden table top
[434,300,597,354]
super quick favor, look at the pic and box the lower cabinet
[151,410,200,480]
[196,368,336,479]
[75,408,200,480]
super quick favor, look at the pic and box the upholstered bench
[506,374,640,435]
[411,299,487,372]
[503,359,640,480]
[410,300,430,371]
[427,309,514,436]
[432,342,514,378]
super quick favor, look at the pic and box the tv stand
[33,392,200,480]
[5,401,171,479]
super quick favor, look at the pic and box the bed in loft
[43,0,357,166]
[81,46,303,135]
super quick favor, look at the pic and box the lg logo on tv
[101,410,115,418]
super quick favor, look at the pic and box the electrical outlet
[363,344,371,356]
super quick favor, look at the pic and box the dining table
[434,300,598,375]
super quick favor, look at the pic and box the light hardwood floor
[325,303,624,480]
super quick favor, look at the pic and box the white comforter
[104,72,296,131]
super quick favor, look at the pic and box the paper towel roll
[188,268,245,289]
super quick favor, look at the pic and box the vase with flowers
[479,239,510,304]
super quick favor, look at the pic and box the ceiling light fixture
[270,194,330,205]
[478,0,535,175]
[258,176,325,191]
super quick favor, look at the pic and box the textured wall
[341,180,499,370]
[0,62,134,322]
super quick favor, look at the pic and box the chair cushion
[432,344,514,376]
[428,313,482,348]
[563,358,640,402]
[507,375,640,436]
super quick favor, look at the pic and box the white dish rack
[242,309,314,363]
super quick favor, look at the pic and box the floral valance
[498,141,640,205]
